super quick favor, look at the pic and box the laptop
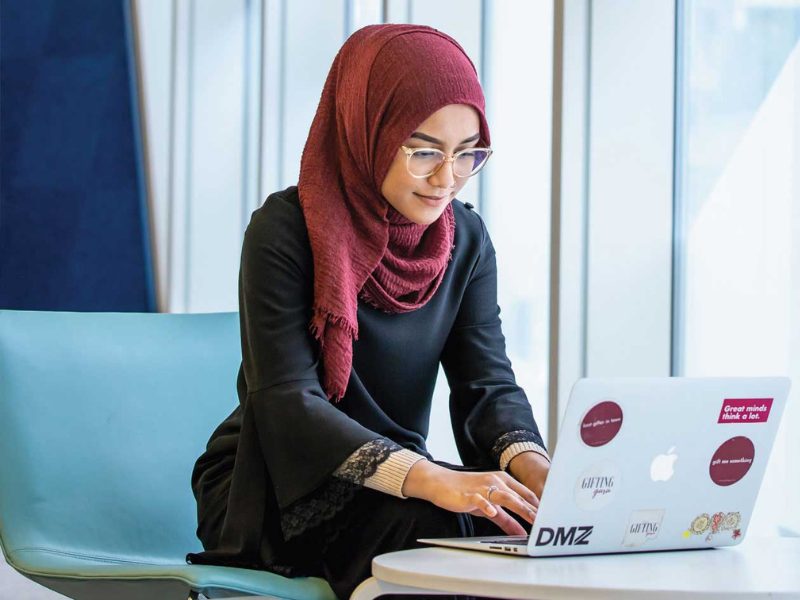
[419,376,791,557]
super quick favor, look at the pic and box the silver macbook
[419,376,791,557]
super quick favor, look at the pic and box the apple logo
[650,447,678,482]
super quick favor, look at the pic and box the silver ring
[486,485,499,502]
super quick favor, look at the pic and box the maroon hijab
[297,24,491,402]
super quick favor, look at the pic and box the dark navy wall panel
[1,0,156,311]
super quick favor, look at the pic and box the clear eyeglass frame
[400,145,493,179]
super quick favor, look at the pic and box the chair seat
[0,310,340,599]
[6,547,336,599]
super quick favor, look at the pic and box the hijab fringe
[308,306,359,345]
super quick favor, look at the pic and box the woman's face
[381,104,481,226]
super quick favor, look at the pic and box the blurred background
[1,0,799,596]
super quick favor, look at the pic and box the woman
[187,23,550,599]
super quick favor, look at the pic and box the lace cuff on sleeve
[332,438,426,497]
[332,438,401,483]
[280,438,403,541]
[491,430,550,470]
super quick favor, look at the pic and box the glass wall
[483,0,554,451]
[424,0,554,462]
[675,0,800,535]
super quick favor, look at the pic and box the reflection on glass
[676,0,800,535]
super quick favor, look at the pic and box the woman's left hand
[507,451,551,501]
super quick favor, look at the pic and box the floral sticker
[684,511,742,542]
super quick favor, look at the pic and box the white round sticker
[574,461,621,511]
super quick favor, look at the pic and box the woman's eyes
[411,149,476,157]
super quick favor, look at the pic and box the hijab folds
[297,24,491,402]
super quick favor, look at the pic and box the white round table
[348,536,800,599]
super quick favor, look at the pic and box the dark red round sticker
[709,436,755,486]
[580,401,623,447]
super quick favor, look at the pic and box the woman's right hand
[401,460,540,536]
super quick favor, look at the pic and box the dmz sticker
[683,511,742,543]
[574,461,620,510]
[535,525,593,547]
[718,398,773,424]
[622,509,665,547]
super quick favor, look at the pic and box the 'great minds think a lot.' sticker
[717,398,773,424]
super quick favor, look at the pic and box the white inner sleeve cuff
[362,448,427,499]
[499,441,551,472]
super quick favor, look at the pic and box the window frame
[552,0,677,448]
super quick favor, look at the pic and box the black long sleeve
[188,186,546,570]
[238,191,382,508]
[440,212,545,468]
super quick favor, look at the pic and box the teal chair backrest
[0,310,240,564]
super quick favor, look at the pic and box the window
[675,0,800,535]
[421,1,554,461]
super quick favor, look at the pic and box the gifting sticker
[622,509,664,547]
[580,401,623,447]
[709,437,755,486]
[717,398,773,424]
[574,461,621,511]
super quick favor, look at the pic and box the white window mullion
[550,0,590,449]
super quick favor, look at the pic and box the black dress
[187,186,546,598]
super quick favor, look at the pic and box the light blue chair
[0,310,336,600]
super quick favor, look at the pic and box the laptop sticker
[579,401,623,447]
[574,461,620,510]
[717,398,773,424]
[709,436,755,486]
[622,509,664,547]
[534,525,593,547]
[683,511,742,542]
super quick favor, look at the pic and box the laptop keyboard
[479,537,529,545]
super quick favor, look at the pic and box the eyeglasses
[400,145,493,179]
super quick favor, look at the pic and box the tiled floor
[0,547,68,600]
